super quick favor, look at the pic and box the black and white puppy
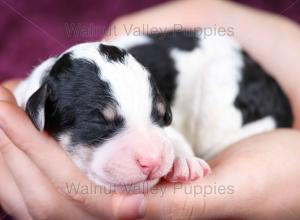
[14,30,293,192]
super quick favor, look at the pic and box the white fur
[169,35,244,158]
[89,125,175,192]
[203,116,276,159]
[167,35,275,159]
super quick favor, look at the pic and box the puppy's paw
[165,157,211,183]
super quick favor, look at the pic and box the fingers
[0,101,83,180]
[0,90,142,219]
[0,132,63,220]
[115,175,236,220]
[0,86,17,104]
[0,153,32,220]
[0,100,136,219]
[0,134,99,220]
[112,194,146,220]
[0,87,75,192]
[1,79,22,92]
[0,118,79,219]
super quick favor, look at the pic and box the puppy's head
[25,42,174,192]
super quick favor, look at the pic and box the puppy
[14,30,293,192]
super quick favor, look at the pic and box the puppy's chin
[87,172,160,194]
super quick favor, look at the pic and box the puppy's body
[14,30,293,191]
[111,31,293,159]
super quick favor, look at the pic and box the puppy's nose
[137,154,161,177]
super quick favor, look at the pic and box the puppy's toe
[165,157,189,183]
[165,157,211,183]
[187,158,211,180]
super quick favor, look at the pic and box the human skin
[1,0,300,219]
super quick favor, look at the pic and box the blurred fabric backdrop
[0,0,299,219]
[0,0,299,82]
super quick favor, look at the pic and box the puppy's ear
[164,105,172,126]
[25,83,49,131]
[24,53,72,131]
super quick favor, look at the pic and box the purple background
[0,0,300,82]
[0,0,300,219]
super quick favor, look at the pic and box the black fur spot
[234,51,293,127]
[25,83,48,130]
[44,58,125,146]
[128,43,178,105]
[148,30,200,51]
[99,44,127,63]
[128,30,200,106]
[50,53,73,76]
[163,106,172,126]
[127,30,200,126]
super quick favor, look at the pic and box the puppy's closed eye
[152,102,172,126]
[101,105,117,122]
[156,102,166,117]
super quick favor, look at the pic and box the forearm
[110,0,300,128]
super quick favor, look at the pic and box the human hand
[114,130,300,220]
[0,85,144,220]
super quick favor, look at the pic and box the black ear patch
[163,105,172,126]
[25,84,49,131]
[99,44,127,63]
[50,53,72,76]
[25,53,73,131]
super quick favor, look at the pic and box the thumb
[1,79,21,92]
[117,177,236,220]
[113,193,145,220]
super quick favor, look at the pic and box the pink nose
[137,155,161,177]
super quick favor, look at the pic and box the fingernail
[115,194,146,220]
